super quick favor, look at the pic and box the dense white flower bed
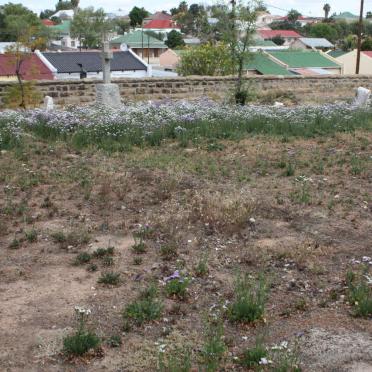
[0,100,370,148]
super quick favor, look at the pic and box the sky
[4,0,372,17]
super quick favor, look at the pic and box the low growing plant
[158,345,192,372]
[123,283,163,326]
[200,317,226,372]
[228,273,269,323]
[74,252,91,265]
[165,277,190,300]
[98,271,121,286]
[346,270,372,317]
[25,228,37,243]
[63,306,100,357]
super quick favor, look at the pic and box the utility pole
[356,0,364,74]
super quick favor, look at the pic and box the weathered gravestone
[43,96,54,111]
[96,39,121,107]
[353,87,371,107]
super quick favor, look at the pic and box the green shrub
[228,273,268,323]
[132,242,147,254]
[93,247,114,258]
[346,270,372,317]
[200,318,226,372]
[165,278,190,300]
[195,255,209,277]
[98,272,121,285]
[158,346,192,372]
[9,237,21,249]
[63,330,100,356]
[87,263,98,272]
[74,252,91,265]
[123,284,163,326]
[239,339,267,368]
[133,257,143,265]
[107,335,122,348]
[25,228,37,243]
[160,243,178,260]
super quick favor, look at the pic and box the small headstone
[96,83,121,107]
[43,96,54,111]
[353,87,371,107]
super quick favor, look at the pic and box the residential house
[110,30,167,63]
[37,50,151,79]
[255,12,282,29]
[143,20,181,34]
[269,50,342,75]
[159,49,185,70]
[49,20,80,50]
[277,15,321,27]
[329,49,372,75]
[144,11,172,25]
[41,19,55,26]
[249,38,289,52]
[290,37,334,51]
[257,30,302,45]
[0,53,54,81]
[51,9,74,20]
[244,53,294,76]
[243,50,342,76]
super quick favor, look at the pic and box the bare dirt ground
[0,131,371,371]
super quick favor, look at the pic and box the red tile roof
[0,54,54,80]
[258,30,301,39]
[42,19,55,26]
[148,11,172,21]
[143,19,180,29]
[363,51,372,58]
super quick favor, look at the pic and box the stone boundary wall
[0,75,371,108]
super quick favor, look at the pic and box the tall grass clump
[346,270,372,317]
[63,307,100,357]
[123,283,163,327]
[228,273,269,323]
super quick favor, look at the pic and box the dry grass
[0,131,371,370]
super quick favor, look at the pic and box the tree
[287,9,301,23]
[271,35,285,45]
[115,18,130,34]
[177,43,234,76]
[255,1,267,12]
[0,3,42,41]
[323,3,331,20]
[308,22,338,42]
[4,22,45,108]
[361,37,372,50]
[165,30,185,48]
[366,12,372,19]
[55,1,73,11]
[128,6,149,27]
[220,1,257,104]
[40,9,55,19]
[71,7,111,50]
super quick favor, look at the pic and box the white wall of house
[55,70,149,80]
[334,50,372,75]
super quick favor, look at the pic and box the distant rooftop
[297,38,334,48]
[110,30,167,49]
[143,19,180,29]
[244,53,294,76]
[258,30,302,39]
[270,50,340,68]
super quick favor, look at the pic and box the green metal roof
[269,51,339,68]
[50,20,71,34]
[244,53,294,76]
[252,38,277,47]
[328,50,348,58]
[110,30,166,48]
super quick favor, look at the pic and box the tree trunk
[16,58,26,109]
